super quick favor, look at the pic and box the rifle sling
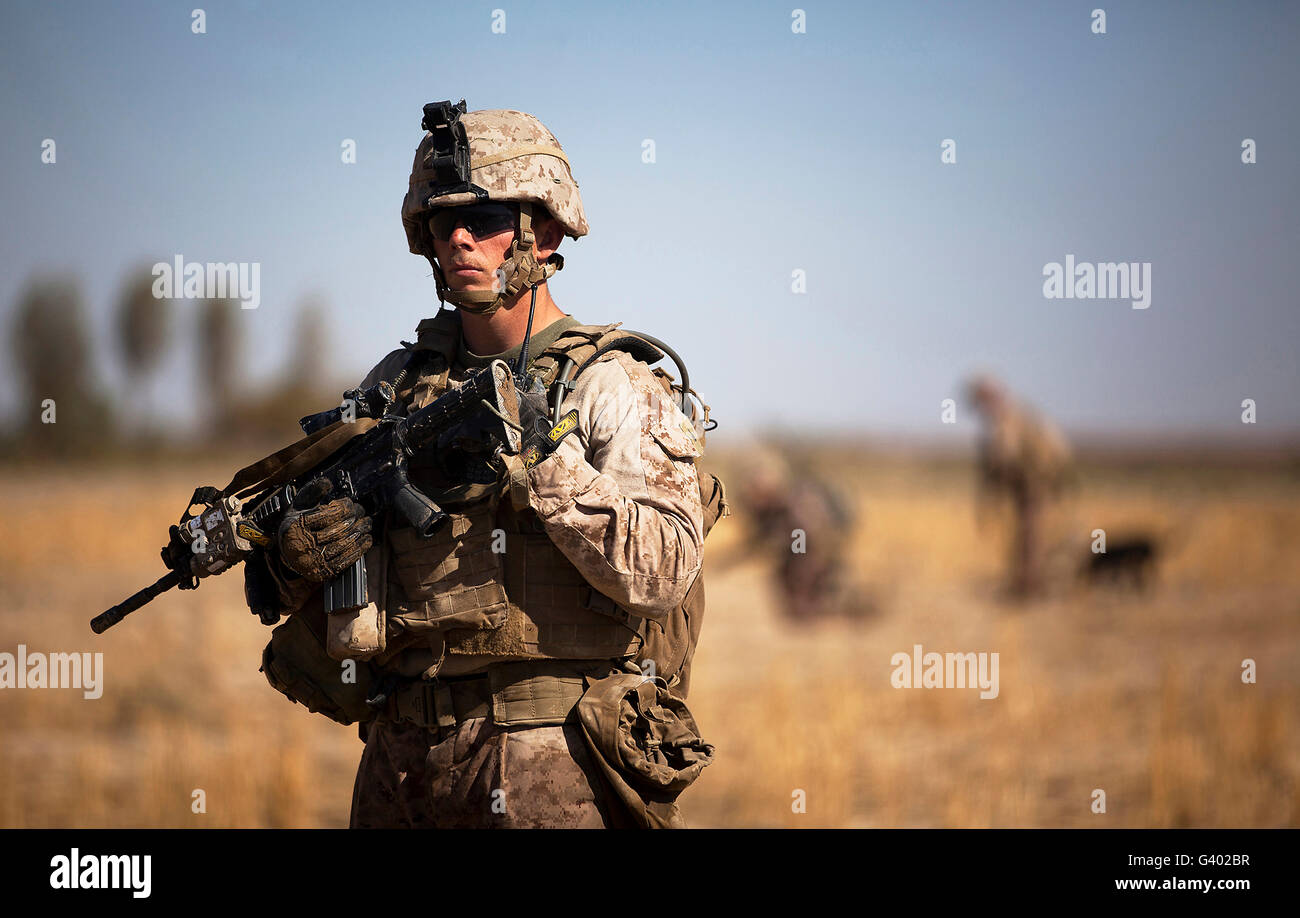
[223,347,436,501]
[223,417,380,501]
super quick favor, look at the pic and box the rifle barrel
[91,570,185,634]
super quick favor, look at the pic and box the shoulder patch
[650,413,702,460]
[627,355,700,460]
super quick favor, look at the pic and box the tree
[117,270,170,379]
[8,276,116,456]
[287,295,329,394]
[115,268,171,432]
[197,297,241,428]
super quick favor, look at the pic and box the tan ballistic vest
[378,311,726,693]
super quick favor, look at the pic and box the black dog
[1081,538,1158,591]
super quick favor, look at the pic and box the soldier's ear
[533,211,563,260]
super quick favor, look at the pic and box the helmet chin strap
[433,202,562,318]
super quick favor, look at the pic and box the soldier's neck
[459,283,565,356]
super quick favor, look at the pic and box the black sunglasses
[427,203,517,242]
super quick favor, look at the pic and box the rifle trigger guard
[393,420,415,459]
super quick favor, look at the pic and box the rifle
[91,357,523,634]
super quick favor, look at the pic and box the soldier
[733,445,859,621]
[257,102,719,827]
[966,374,1071,599]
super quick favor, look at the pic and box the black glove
[276,478,374,582]
[517,390,579,470]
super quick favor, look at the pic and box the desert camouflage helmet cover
[402,107,588,253]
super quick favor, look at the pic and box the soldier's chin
[446,277,493,293]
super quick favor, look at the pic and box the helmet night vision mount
[420,100,489,203]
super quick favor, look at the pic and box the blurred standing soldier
[253,102,720,827]
[739,447,858,621]
[966,375,1071,599]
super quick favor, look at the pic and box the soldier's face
[971,388,1003,417]
[430,207,564,294]
[431,213,518,292]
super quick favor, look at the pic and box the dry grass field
[1,447,1297,827]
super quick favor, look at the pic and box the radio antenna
[514,283,540,383]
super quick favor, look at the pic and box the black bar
[6,828,1287,905]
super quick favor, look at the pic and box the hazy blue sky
[2,0,1296,441]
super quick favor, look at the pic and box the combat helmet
[402,100,588,317]
[966,372,1008,413]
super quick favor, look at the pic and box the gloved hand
[276,477,374,582]
[518,390,579,470]
[435,406,508,485]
